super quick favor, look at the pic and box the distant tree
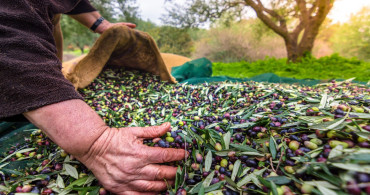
[61,0,139,54]
[134,20,193,56]
[61,16,97,54]
[156,26,193,56]
[163,0,334,62]
[330,7,370,61]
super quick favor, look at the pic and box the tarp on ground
[171,57,367,85]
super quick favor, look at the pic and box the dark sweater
[0,0,96,120]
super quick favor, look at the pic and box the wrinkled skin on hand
[77,123,187,195]
[24,100,184,194]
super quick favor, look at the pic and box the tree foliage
[61,0,139,54]
[330,7,370,61]
[163,0,334,62]
[156,26,193,56]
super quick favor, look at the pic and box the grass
[212,54,370,82]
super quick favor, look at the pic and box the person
[0,0,187,194]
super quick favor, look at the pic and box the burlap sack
[61,25,191,89]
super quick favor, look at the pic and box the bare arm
[24,99,187,194]
[68,11,136,34]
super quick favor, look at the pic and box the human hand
[76,123,187,195]
[95,20,136,34]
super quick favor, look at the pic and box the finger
[118,22,136,29]
[132,123,171,138]
[126,23,137,28]
[140,164,178,180]
[132,180,170,192]
[144,147,187,164]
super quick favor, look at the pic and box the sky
[136,0,370,25]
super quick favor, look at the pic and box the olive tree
[163,0,334,62]
[61,0,139,54]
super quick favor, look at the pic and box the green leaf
[89,187,100,195]
[347,154,370,163]
[65,176,89,190]
[204,151,212,172]
[230,122,255,129]
[175,166,181,191]
[215,150,232,156]
[239,152,264,156]
[304,181,339,190]
[329,145,344,159]
[319,93,328,109]
[83,175,96,186]
[270,181,278,195]
[230,144,259,153]
[0,148,35,163]
[309,118,346,131]
[198,185,205,195]
[188,181,204,194]
[265,176,291,185]
[237,173,254,187]
[299,116,328,124]
[205,123,219,129]
[239,167,251,178]
[223,131,231,150]
[231,160,241,181]
[242,108,255,120]
[204,181,225,192]
[348,112,370,119]
[203,171,215,187]
[269,137,277,159]
[57,175,65,188]
[0,163,9,169]
[309,171,341,187]
[0,185,10,193]
[1,168,23,176]
[331,163,370,174]
[223,176,238,189]
[64,164,79,179]
[317,185,338,195]
[257,176,271,188]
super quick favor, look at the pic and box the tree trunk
[285,31,316,63]
[243,0,333,62]
[284,37,298,63]
[79,46,84,54]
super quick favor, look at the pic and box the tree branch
[295,0,308,21]
[243,0,288,38]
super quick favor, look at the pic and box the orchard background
[62,0,370,82]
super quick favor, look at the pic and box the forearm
[68,11,111,34]
[23,99,108,157]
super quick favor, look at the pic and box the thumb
[133,123,171,138]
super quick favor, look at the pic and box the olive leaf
[230,122,255,129]
[317,185,338,195]
[203,171,215,188]
[265,176,291,185]
[231,160,241,181]
[269,181,278,195]
[230,144,259,153]
[57,174,65,188]
[309,118,347,131]
[223,131,231,150]
[331,163,370,174]
[204,151,212,172]
[319,93,328,109]
[269,136,277,160]
[0,148,35,163]
[64,164,79,179]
